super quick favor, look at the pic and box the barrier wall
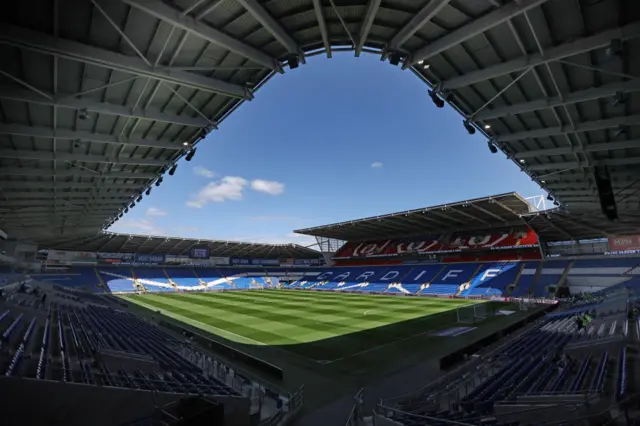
[0,376,250,426]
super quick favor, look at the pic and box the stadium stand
[0,283,294,426]
[378,279,639,426]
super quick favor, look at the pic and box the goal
[457,304,487,324]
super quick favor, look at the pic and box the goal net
[457,304,488,324]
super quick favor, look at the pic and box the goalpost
[457,304,488,325]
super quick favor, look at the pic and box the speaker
[286,54,299,69]
[594,166,618,221]
[389,53,402,66]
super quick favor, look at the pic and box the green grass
[121,290,480,363]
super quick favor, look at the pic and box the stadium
[1,0,640,426]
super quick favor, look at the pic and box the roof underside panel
[1,0,639,247]
[38,232,321,258]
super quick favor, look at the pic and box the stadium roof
[37,232,320,258]
[1,0,639,243]
[295,192,534,241]
[295,191,640,242]
[522,209,640,242]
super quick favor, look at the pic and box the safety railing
[258,385,304,426]
[345,388,364,426]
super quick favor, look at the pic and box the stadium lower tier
[32,257,640,299]
[384,282,635,426]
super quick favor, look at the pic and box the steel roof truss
[122,0,278,71]
[439,21,640,90]
[0,24,248,98]
[354,0,381,57]
[407,0,551,68]
[0,85,209,127]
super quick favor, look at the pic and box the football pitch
[121,290,486,364]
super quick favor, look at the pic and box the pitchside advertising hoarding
[97,252,134,264]
[134,253,166,264]
[230,257,280,266]
[189,246,211,259]
[608,235,640,252]
[280,258,322,266]
[47,250,98,264]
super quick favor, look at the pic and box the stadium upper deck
[295,192,640,243]
[1,0,640,245]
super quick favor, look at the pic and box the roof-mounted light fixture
[463,120,476,135]
[488,142,498,154]
[146,188,151,196]
[185,148,196,162]
[428,90,444,108]
[169,164,178,176]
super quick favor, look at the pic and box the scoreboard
[190,246,211,259]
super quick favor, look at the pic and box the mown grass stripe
[124,290,485,362]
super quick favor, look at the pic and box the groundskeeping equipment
[457,303,487,324]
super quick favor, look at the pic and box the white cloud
[251,179,285,195]
[371,161,383,168]
[146,207,167,217]
[186,176,248,208]
[193,166,215,178]
[109,218,164,236]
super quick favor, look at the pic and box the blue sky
[109,52,543,246]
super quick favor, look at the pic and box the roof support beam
[3,192,136,200]
[0,149,168,166]
[1,207,115,215]
[4,192,138,201]
[515,139,640,159]
[555,189,639,197]
[475,79,640,121]
[389,0,450,51]
[235,0,300,56]
[122,0,278,71]
[3,200,128,207]
[496,115,640,143]
[527,157,640,171]
[0,182,144,191]
[0,24,249,98]
[470,204,508,223]
[438,21,640,89]
[406,0,550,69]
[312,0,332,58]
[0,85,209,127]
[355,0,381,57]
[0,167,156,179]
[0,123,182,150]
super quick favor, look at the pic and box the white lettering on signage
[480,269,500,281]
[381,271,400,281]
[356,271,375,281]
[397,240,439,254]
[442,269,463,280]
[412,269,430,282]
[317,272,333,280]
[334,272,351,281]
[614,238,632,245]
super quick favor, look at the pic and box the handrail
[345,388,364,426]
[375,406,477,426]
